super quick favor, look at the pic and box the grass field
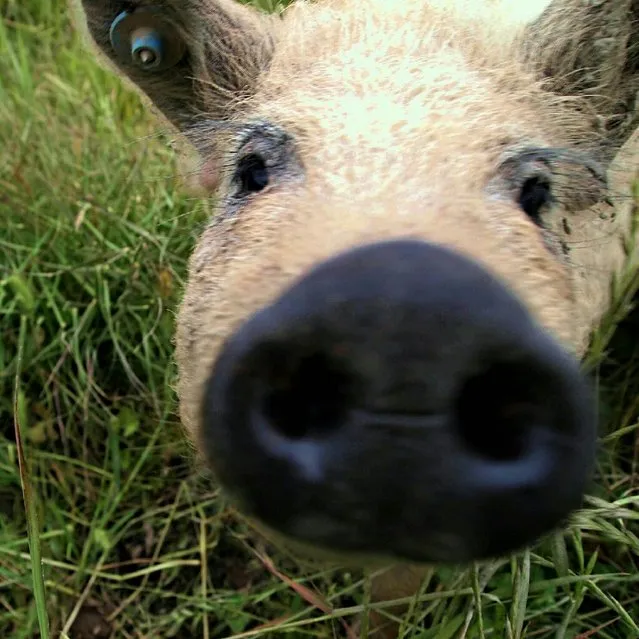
[2,1,639,637]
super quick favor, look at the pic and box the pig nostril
[454,362,548,462]
[259,350,356,440]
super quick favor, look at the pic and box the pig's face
[176,1,605,564]
[75,0,638,565]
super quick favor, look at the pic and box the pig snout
[200,239,597,563]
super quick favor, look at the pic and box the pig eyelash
[183,119,247,155]
[513,147,606,185]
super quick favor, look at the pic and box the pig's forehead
[268,0,545,67]
[194,0,586,164]
[250,62,551,157]
[253,0,551,126]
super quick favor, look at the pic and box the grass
[1,0,639,637]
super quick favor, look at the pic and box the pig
[73,0,639,636]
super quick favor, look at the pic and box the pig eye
[235,153,270,194]
[518,176,553,225]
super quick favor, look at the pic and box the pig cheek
[199,157,222,192]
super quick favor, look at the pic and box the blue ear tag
[131,29,164,68]
[109,8,186,72]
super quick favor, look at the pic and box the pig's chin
[232,499,480,569]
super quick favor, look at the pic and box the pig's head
[76,0,639,565]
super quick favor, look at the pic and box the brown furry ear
[523,0,639,159]
[73,0,277,131]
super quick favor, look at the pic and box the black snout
[202,240,597,563]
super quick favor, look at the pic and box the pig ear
[72,0,276,131]
[522,0,639,158]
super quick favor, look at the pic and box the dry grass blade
[510,550,531,639]
[13,315,50,638]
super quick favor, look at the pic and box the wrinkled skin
[73,0,639,636]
